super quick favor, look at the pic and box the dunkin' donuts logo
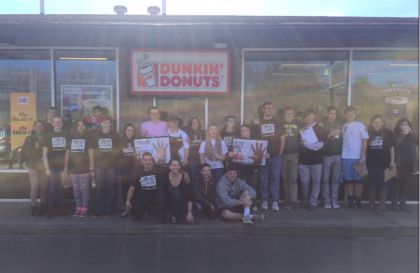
[132,50,230,95]
[17,96,29,105]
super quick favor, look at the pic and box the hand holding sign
[250,141,267,165]
[153,139,168,164]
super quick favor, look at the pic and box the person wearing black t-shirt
[221,115,240,153]
[118,123,137,217]
[366,115,396,212]
[93,116,120,216]
[252,101,285,212]
[298,109,327,211]
[64,119,94,217]
[125,152,166,223]
[320,106,343,209]
[391,118,418,212]
[42,116,67,218]
[281,107,302,211]
[186,117,206,188]
[21,120,46,216]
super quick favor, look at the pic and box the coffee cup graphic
[138,62,156,87]
[384,96,408,118]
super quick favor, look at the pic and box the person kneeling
[125,152,166,223]
[216,166,263,225]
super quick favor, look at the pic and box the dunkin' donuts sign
[130,49,230,95]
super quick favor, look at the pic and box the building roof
[0,14,417,27]
[0,15,417,48]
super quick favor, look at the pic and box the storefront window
[0,49,51,170]
[156,96,205,128]
[55,49,116,128]
[351,50,419,133]
[243,51,349,123]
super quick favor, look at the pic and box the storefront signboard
[130,49,230,95]
[10,93,36,150]
[134,137,171,164]
[61,85,113,120]
[231,138,268,166]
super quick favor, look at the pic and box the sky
[1,0,418,17]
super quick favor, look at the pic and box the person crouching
[125,152,166,223]
[215,165,263,225]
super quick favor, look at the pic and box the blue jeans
[95,168,116,215]
[46,169,64,210]
[259,155,281,202]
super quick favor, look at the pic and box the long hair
[205,124,221,141]
[367,115,386,143]
[71,118,88,137]
[30,120,46,136]
[393,118,412,136]
[122,123,136,140]
[188,117,202,131]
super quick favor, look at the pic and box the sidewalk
[0,201,418,237]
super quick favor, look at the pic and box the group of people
[20,102,417,225]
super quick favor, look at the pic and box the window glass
[244,51,348,123]
[55,50,116,130]
[351,50,419,133]
[0,49,51,170]
[156,96,205,129]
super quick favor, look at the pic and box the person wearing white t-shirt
[199,124,228,184]
[341,106,369,210]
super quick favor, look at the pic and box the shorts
[341,159,363,183]
[218,205,244,216]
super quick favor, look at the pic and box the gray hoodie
[215,175,257,208]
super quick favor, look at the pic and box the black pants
[390,164,412,208]
[132,193,166,223]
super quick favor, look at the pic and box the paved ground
[0,234,417,273]
[0,201,418,237]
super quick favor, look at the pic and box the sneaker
[332,201,341,209]
[271,201,280,211]
[251,205,258,212]
[324,202,332,209]
[242,215,254,225]
[79,208,88,217]
[250,214,264,221]
[261,200,269,211]
[73,207,81,217]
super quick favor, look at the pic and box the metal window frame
[0,46,119,173]
[241,47,418,122]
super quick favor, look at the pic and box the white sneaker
[261,200,269,211]
[242,215,254,225]
[324,202,332,209]
[332,201,341,209]
[272,201,280,211]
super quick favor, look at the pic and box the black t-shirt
[186,129,205,162]
[322,119,343,156]
[254,118,285,157]
[283,120,302,154]
[130,166,166,198]
[221,129,239,152]
[94,131,120,169]
[67,133,94,174]
[298,124,327,165]
[118,138,136,172]
[366,129,396,169]
[42,130,67,171]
